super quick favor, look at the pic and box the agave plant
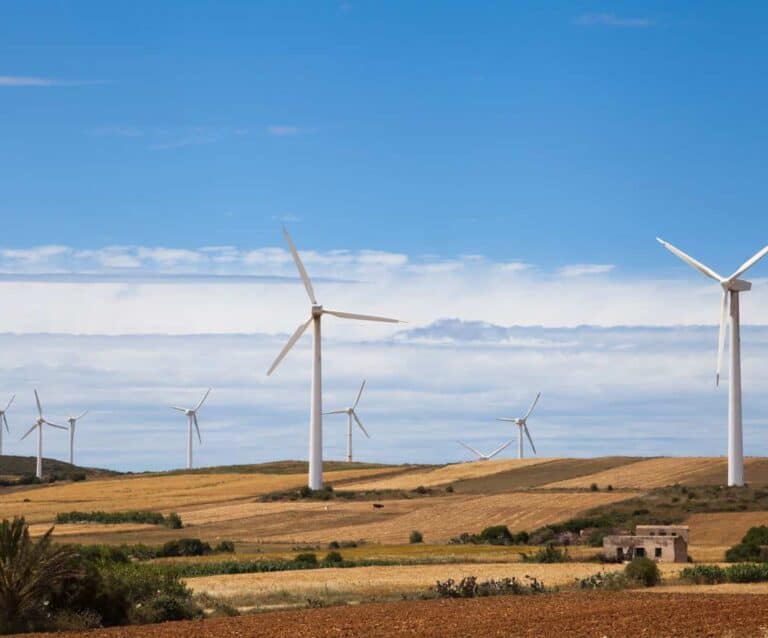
[0,517,80,631]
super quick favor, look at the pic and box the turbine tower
[171,388,210,470]
[20,390,66,479]
[497,392,541,459]
[65,410,89,465]
[324,380,370,463]
[657,238,768,486]
[0,395,14,456]
[457,440,512,461]
[267,227,402,489]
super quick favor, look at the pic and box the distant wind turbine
[497,392,541,459]
[324,380,370,463]
[171,388,211,469]
[267,227,403,489]
[657,237,768,486]
[0,395,14,456]
[457,440,512,461]
[20,390,66,479]
[66,410,89,465]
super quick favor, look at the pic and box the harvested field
[685,511,768,562]
[19,592,768,637]
[543,457,732,489]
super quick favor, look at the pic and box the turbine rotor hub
[311,304,323,318]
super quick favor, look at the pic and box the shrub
[214,540,235,553]
[445,485,454,493]
[624,557,660,587]
[520,544,570,563]
[324,551,343,564]
[160,538,211,558]
[69,471,87,482]
[590,483,599,492]
[576,571,630,590]
[433,576,545,598]
[606,484,613,492]
[586,530,605,548]
[414,485,428,495]
[724,563,768,583]
[725,526,768,562]
[293,553,318,566]
[478,525,513,545]
[165,512,183,529]
[409,530,424,544]
[680,565,727,585]
[328,541,341,549]
[53,510,182,528]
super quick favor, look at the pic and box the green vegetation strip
[54,510,183,528]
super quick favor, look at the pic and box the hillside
[0,455,120,480]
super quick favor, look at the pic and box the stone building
[602,525,689,563]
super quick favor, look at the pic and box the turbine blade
[193,413,202,444]
[322,410,347,415]
[488,440,513,459]
[352,411,370,438]
[457,440,483,458]
[267,317,313,375]
[496,418,516,422]
[195,388,211,412]
[324,309,402,323]
[20,423,37,440]
[44,420,67,430]
[716,289,729,387]
[523,424,537,455]
[352,379,366,410]
[283,226,317,304]
[76,410,89,421]
[729,245,768,281]
[34,389,42,418]
[523,392,541,420]
[3,414,8,433]
[171,406,187,412]
[656,237,724,282]
[5,394,15,411]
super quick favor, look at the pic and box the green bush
[590,483,599,492]
[433,575,545,598]
[293,553,318,566]
[478,525,513,545]
[160,538,211,558]
[624,557,661,587]
[165,512,183,529]
[725,525,768,562]
[69,471,87,482]
[53,510,183,528]
[679,565,727,585]
[575,571,630,590]
[724,563,768,583]
[324,551,343,564]
[409,530,424,544]
[520,544,570,563]
[214,540,235,553]
[328,540,340,549]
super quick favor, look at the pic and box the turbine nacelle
[724,279,751,293]
[312,304,324,318]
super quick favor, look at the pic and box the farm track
[15,592,768,637]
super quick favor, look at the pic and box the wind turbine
[267,227,402,489]
[497,392,541,459]
[324,380,370,463]
[20,390,66,479]
[65,411,89,466]
[0,395,14,456]
[457,440,512,461]
[171,388,210,470]
[657,237,768,486]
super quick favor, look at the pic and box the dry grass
[683,511,768,562]
[343,458,555,491]
[650,583,768,594]
[0,467,392,525]
[542,457,729,490]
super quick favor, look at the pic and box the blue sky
[2,2,768,470]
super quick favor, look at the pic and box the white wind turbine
[267,227,403,489]
[20,390,66,479]
[657,238,768,487]
[65,410,89,466]
[457,440,512,461]
[497,392,541,459]
[324,380,370,463]
[171,388,211,470]
[0,395,14,456]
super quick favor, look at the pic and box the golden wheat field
[343,458,556,491]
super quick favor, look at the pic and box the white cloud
[0,245,71,264]
[0,76,60,87]
[136,247,205,265]
[575,13,652,28]
[557,264,615,277]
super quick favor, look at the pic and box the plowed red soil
[16,592,768,637]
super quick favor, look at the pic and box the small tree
[624,557,661,587]
[409,530,424,544]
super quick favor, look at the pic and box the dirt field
[18,592,768,637]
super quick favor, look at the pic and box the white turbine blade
[5,394,15,411]
[352,411,370,438]
[20,423,37,441]
[656,237,724,282]
[76,410,89,421]
[34,389,43,418]
[716,289,729,387]
[523,424,537,455]
[457,440,483,458]
[728,245,768,281]
[283,226,317,304]
[44,420,67,430]
[3,414,8,433]
[171,406,187,412]
[267,317,313,375]
[523,392,542,420]
[193,413,202,444]
[487,440,513,459]
[496,417,516,422]
[352,379,366,410]
[324,309,402,324]
[322,410,347,415]
[195,388,211,412]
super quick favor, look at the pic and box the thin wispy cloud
[574,13,652,28]
[557,264,615,277]
[267,125,304,137]
[0,75,60,87]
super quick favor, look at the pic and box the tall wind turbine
[457,440,512,461]
[65,411,89,466]
[267,228,402,489]
[0,395,14,456]
[497,392,541,459]
[657,238,768,486]
[324,380,370,463]
[171,388,211,470]
[20,390,66,479]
